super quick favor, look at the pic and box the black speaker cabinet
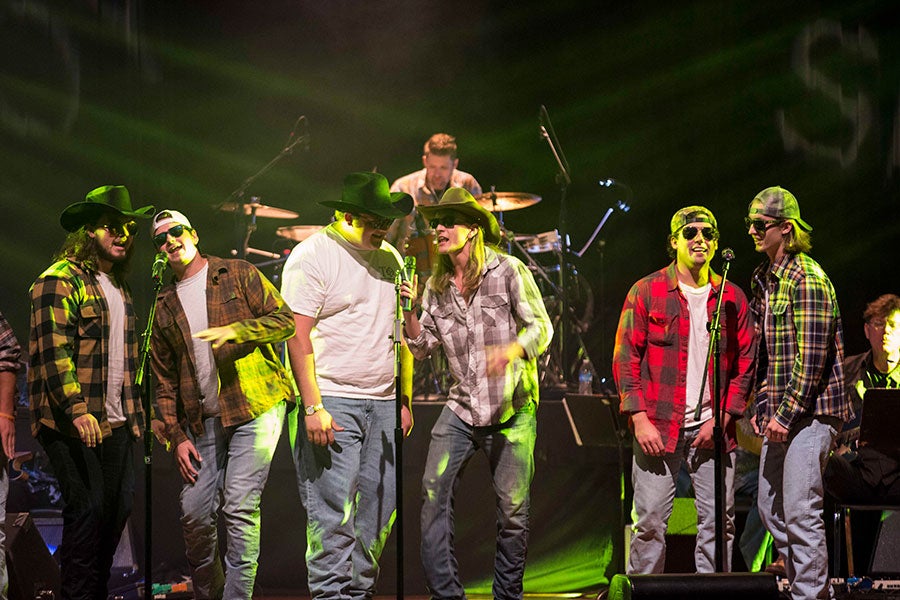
[607,572,778,600]
[871,509,900,576]
[5,512,61,600]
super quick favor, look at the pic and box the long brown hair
[53,222,134,286]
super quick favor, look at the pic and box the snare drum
[404,232,437,278]
[522,230,561,254]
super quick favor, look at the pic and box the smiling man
[148,209,295,600]
[613,205,755,575]
[399,187,552,600]
[280,172,414,600]
[28,185,153,600]
[746,186,851,600]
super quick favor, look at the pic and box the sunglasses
[98,221,138,237]
[744,217,782,233]
[356,214,394,230]
[153,224,190,248]
[681,226,719,241]
[429,215,464,229]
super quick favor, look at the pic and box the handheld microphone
[721,247,735,262]
[401,256,416,311]
[152,252,168,281]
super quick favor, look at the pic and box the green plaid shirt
[28,259,144,440]
[150,256,295,448]
[750,252,852,431]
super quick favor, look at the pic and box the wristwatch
[304,402,324,416]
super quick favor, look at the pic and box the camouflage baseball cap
[670,205,717,233]
[748,186,812,232]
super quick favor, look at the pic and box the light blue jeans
[293,396,399,600]
[758,415,839,600]
[180,401,286,600]
[628,425,736,574]
[420,404,537,600]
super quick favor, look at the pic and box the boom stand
[392,271,406,599]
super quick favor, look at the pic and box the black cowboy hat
[319,172,413,219]
[60,185,155,232]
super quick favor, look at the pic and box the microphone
[400,256,416,311]
[721,247,735,262]
[152,252,168,281]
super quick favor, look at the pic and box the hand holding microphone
[399,256,416,312]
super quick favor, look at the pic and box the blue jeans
[758,416,839,600]
[180,401,285,600]
[628,425,735,574]
[420,404,536,600]
[1,464,7,600]
[38,425,135,600]
[293,396,398,600]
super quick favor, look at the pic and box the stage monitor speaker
[870,509,900,576]
[5,512,61,600]
[607,572,778,600]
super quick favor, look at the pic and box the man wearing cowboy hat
[28,185,152,600]
[745,186,851,600]
[148,209,296,599]
[280,172,415,599]
[399,187,552,600]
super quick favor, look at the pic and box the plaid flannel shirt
[613,262,756,453]
[406,248,552,427]
[0,310,20,376]
[28,259,144,440]
[150,256,295,448]
[750,252,851,431]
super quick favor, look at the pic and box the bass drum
[404,232,437,284]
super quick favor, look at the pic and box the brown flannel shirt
[150,255,295,448]
[28,259,144,440]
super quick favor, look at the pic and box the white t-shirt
[679,281,712,427]
[97,272,126,426]
[175,263,220,417]
[280,224,403,400]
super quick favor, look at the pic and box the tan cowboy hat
[417,187,501,245]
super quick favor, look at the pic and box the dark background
[2,0,898,593]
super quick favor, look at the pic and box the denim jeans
[38,425,135,600]
[420,404,536,600]
[627,425,735,574]
[293,396,398,600]
[1,465,7,600]
[180,401,285,600]
[758,416,839,600]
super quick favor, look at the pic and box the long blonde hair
[428,226,486,301]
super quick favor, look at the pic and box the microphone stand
[392,270,405,600]
[695,252,733,572]
[134,271,165,600]
[538,105,574,383]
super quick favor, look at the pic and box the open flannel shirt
[613,262,756,453]
[150,255,295,449]
[749,251,852,432]
[406,247,552,427]
[28,259,144,440]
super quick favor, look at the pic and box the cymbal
[276,225,323,242]
[475,191,541,212]
[220,200,298,219]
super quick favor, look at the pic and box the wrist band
[0,412,15,422]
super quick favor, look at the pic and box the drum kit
[220,188,592,395]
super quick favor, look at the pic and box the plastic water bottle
[578,359,593,394]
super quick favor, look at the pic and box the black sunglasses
[744,217,782,232]
[153,224,190,247]
[98,221,138,237]
[429,215,463,229]
[356,214,394,230]
[681,226,719,241]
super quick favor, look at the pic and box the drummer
[388,133,482,279]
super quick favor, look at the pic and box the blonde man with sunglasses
[613,206,755,575]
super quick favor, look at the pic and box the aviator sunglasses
[153,224,190,247]
[680,225,719,241]
[744,217,783,233]
[98,221,138,237]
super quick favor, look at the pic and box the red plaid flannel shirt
[613,263,756,453]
